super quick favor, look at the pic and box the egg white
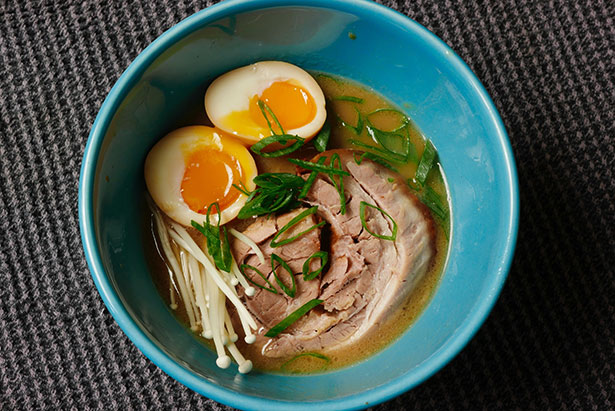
[144,126,257,227]
[204,61,327,145]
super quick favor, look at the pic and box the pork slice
[262,149,435,357]
[230,208,322,332]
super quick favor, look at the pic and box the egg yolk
[248,81,317,131]
[181,148,243,214]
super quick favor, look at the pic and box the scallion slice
[288,158,350,176]
[265,299,323,338]
[359,201,398,241]
[313,116,331,152]
[330,153,347,215]
[337,107,363,135]
[239,264,278,294]
[302,251,328,281]
[281,352,330,373]
[250,134,305,158]
[414,140,437,185]
[270,206,326,248]
[191,203,232,272]
[421,185,448,221]
[257,99,284,134]
[334,95,364,104]
[366,108,409,133]
[353,151,399,172]
[298,157,327,199]
[271,254,296,298]
[349,139,407,164]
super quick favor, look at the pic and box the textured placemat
[1,0,613,409]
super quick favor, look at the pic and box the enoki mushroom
[149,201,259,373]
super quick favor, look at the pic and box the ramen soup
[143,61,450,374]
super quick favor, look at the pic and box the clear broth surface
[143,73,450,374]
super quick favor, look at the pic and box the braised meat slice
[232,149,435,357]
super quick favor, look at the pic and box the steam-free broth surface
[144,73,450,374]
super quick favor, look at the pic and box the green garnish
[313,116,331,152]
[271,254,296,297]
[270,206,326,248]
[366,108,410,133]
[359,201,398,241]
[191,203,232,272]
[421,185,448,221]
[299,157,327,199]
[334,95,364,104]
[353,151,399,172]
[232,180,251,196]
[281,352,330,373]
[237,173,305,219]
[258,99,284,134]
[265,299,323,337]
[387,177,395,183]
[365,124,416,163]
[315,73,342,84]
[250,134,305,157]
[330,153,347,215]
[349,139,407,164]
[288,158,350,176]
[250,100,305,157]
[338,108,363,135]
[414,140,437,186]
[239,264,278,294]
[302,251,328,281]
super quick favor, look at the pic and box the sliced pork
[232,149,435,357]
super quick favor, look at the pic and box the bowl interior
[82,1,517,409]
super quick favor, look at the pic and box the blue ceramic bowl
[79,0,519,409]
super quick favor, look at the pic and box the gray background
[1,0,613,409]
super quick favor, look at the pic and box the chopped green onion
[240,264,278,294]
[302,251,328,281]
[387,177,395,183]
[271,254,296,297]
[288,158,350,176]
[237,173,305,219]
[348,139,407,164]
[191,203,232,272]
[253,173,304,189]
[406,178,422,191]
[365,124,416,162]
[315,73,342,84]
[334,95,364,104]
[353,151,399,172]
[313,116,331,152]
[281,352,330,373]
[257,99,285,135]
[270,207,326,248]
[265,299,323,337]
[330,153,347,215]
[366,108,409,133]
[337,108,363,135]
[421,185,448,221]
[415,140,437,185]
[299,157,327,199]
[359,201,398,241]
[250,134,305,158]
[232,181,251,196]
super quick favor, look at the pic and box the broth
[143,73,450,374]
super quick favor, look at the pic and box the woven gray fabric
[1,0,613,409]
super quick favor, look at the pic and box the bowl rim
[79,0,519,409]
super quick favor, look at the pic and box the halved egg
[205,61,326,145]
[144,126,257,226]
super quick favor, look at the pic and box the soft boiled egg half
[205,61,327,145]
[144,126,257,227]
